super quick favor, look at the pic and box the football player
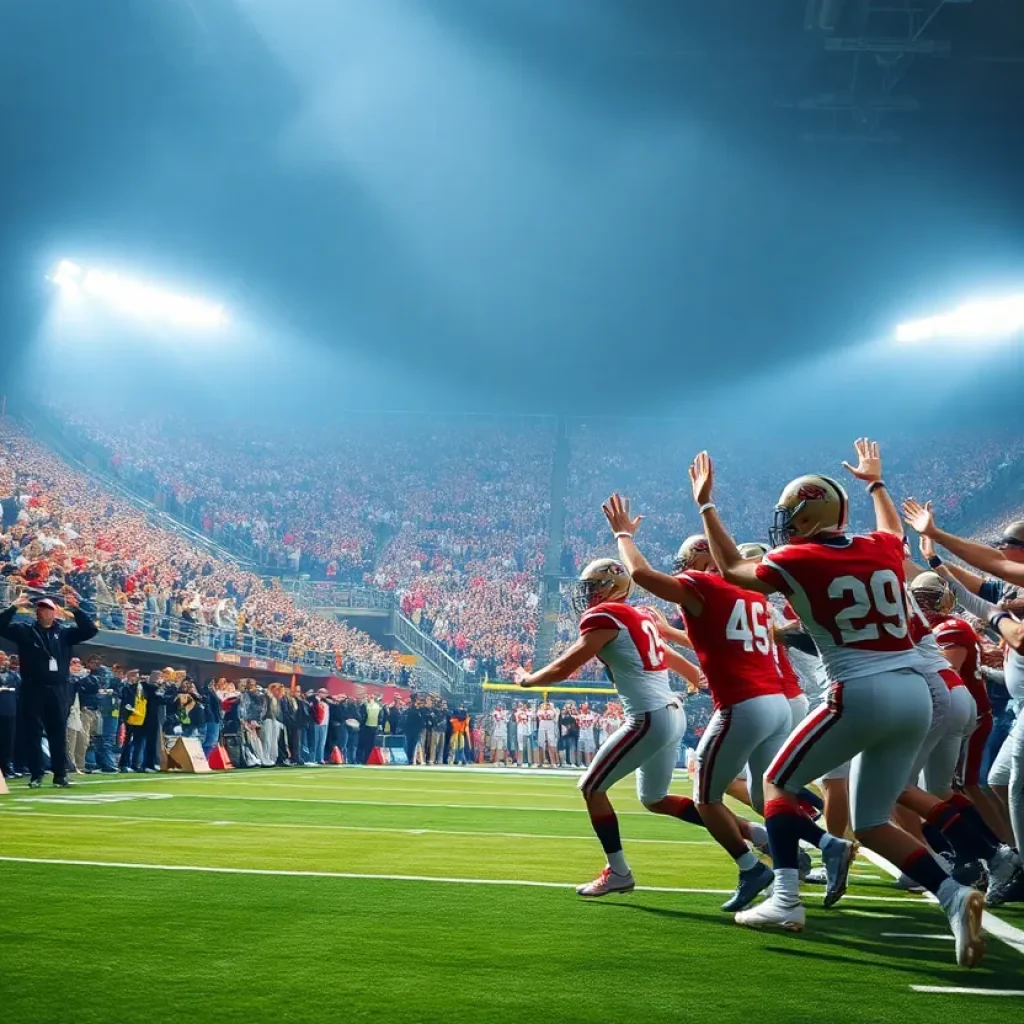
[605,503,846,912]
[513,558,701,897]
[690,440,986,968]
[513,702,532,767]
[490,702,510,765]
[576,702,598,766]
[536,700,560,768]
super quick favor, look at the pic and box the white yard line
[0,855,919,901]
[0,855,923,902]
[910,986,1024,997]
[858,845,1024,959]
[0,809,715,846]
[881,933,954,941]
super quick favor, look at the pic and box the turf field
[2,766,1023,1024]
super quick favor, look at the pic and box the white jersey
[492,709,510,729]
[578,602,676,717]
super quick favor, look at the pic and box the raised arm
[842,437,901,538]
[602,494,702,613]
[916,529,986,595]
[662,645,702,687]
[513,630,618,688]
[903,499,1024,588]
[689,452,775,594]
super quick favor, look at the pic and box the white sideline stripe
[858,845,1024,958]
[910,986,1024,997]
[881,933,954,941]
[0,810,716,846]
[842,910,906,919]
[0,856,921,902]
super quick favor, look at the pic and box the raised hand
[841,437,882,483]
[689,451,714,506]
[602,493,643,538]
[902,498,936,537]
[512,666,533,687]
[13,591,32,610]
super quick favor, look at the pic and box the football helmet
[738,542,769,560]
[769,475,849,547]
[672,534,713,573]
[908,571,954,614]
[570,558,633,614]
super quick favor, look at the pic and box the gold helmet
[738,542,769,560]
[769,474,849,547]
[908,571,954,615]
[672,534,713,573]
[570,558,633,614]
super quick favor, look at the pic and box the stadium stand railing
[392,611,467,692]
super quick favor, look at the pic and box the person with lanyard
[0,588,99,788]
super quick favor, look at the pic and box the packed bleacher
[0,420,405,682]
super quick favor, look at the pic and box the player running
[513,558,703,898]
[604,504,848,911]
[690,440,986,968]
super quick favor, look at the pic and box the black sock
[949,794,1003,852]
[901,848,950,896]
[922,821,954,856]
[764,798,801,870]
[796,787,824,812]
[927,799,997,862]
[592,813,623,857]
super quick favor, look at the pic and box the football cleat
[52,777,73,788]
[987,845,1020,889]
[804,867,827,885]
[28,778,43,789]
[734,895,805,932]
[821,838,858,909]
[721,862,775,912]
[985,867,1024,907]
[945,886,986,968]
[576,867,635,898]
[951,858,986,889]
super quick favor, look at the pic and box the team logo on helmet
[796,483,828,502]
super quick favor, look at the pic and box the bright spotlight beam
[47,260,228,329]
[895,294,1024,344]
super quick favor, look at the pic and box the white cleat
[734,895,805,932]
[946,885,986,968]
[576,866,635,898]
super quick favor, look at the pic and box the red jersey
[578,602,675,716]
[906,589,960,687]
[676,570,784,709]
[757,531,921,683]
[776,644,804,700]
[933,615,990,715]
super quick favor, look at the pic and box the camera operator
[0,588,99,788]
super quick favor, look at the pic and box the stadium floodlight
[47,259,228,329]
[895,294,1024,344]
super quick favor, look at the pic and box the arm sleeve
[946,576,999,621]
[979,580,1005,605]
[578,612,620,635]
[0,606,23,642]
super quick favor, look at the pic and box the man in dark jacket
[0,590,98,787]
[0,651,20,777]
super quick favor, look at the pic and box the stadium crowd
[0,420,405,682]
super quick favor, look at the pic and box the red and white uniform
[576,709,597,754]
[576,602,685,805]
[934,614,990,787]
[676,571,792,809]
[490,708,509,751]
[578,602,677,717]
[756,532,933,831]
[536,703,559,747]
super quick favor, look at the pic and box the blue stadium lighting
[895,294,1024,344]
[47,258,228,329]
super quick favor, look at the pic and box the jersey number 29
[828,569,908,644]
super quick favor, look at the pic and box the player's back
[933,614,987,710]
[757,531,921,682]
[677,570,785,708]
[578,601,674,717]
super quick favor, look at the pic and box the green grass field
[2,765,1023,1024]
